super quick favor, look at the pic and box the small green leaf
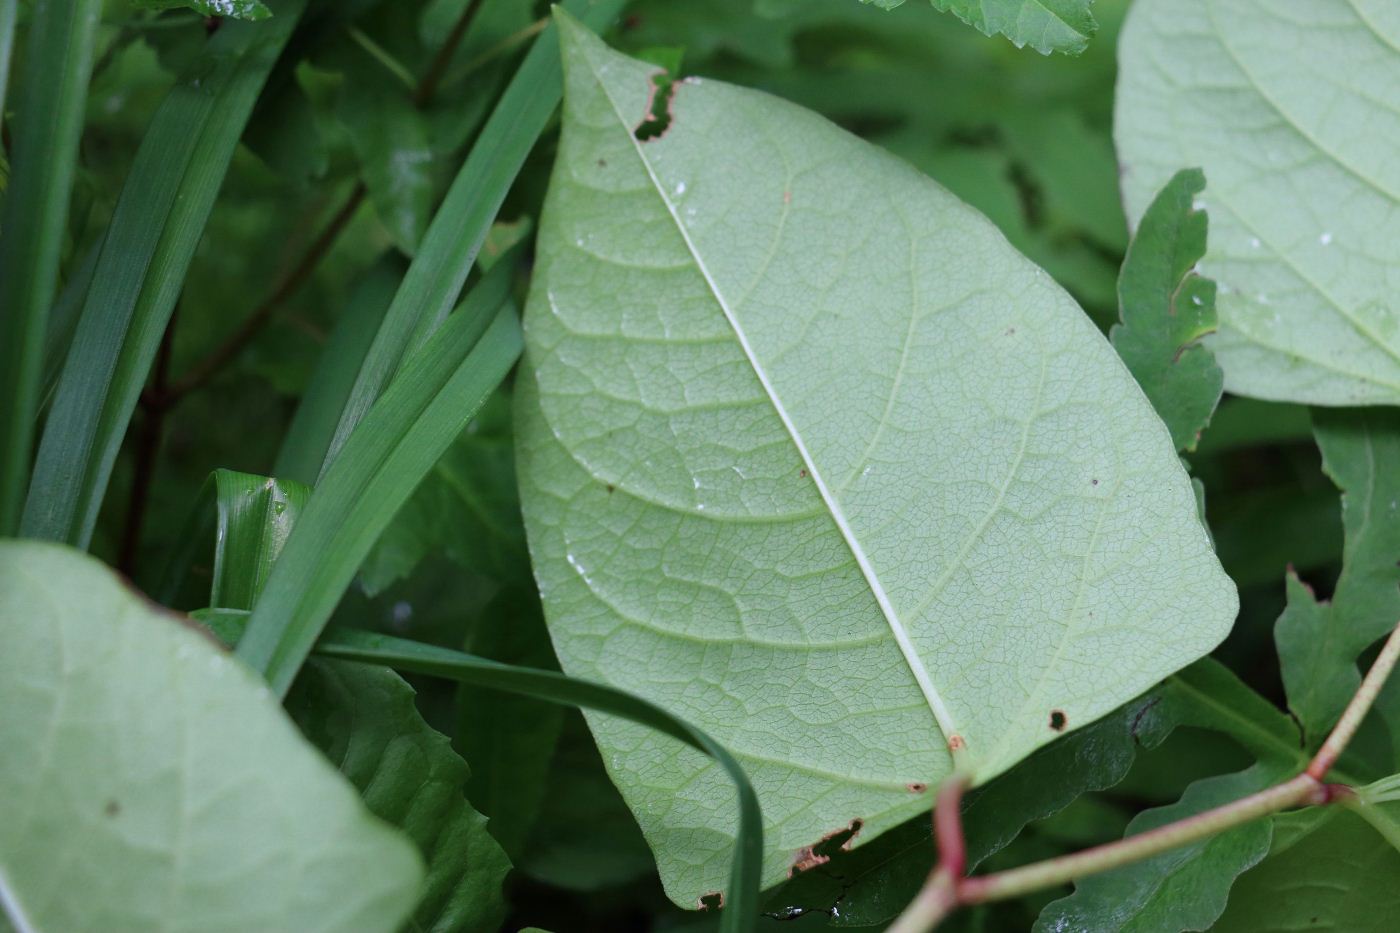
[1116,0,1400,406]
[0,541,421,931]
[340,78,434,255]
[1111,168,1223,453]
[864,0,1097,55]
[1275,409,1400,744]
[134,0,273,21]
[517,15,1235,902]
[211,469,312,611]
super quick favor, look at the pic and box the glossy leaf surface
[516,16,1236,902]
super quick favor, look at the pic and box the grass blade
[0,0,102,535]
[274,255,406,486]
[0,0,16,117]
[204,610,763,932]
[321,0,626,469]
[21,0,307,546]
[235,302,523,695]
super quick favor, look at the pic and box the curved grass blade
[235,303,523,696]
[206,610,762,931]
[21,0,307,547]
[0,0,102,535]
[321,0,626,470]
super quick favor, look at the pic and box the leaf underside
[0,541,420,933]
[515,17,1236,902]
[1116,0,1400,406]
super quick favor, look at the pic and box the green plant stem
[893,617,1400,932]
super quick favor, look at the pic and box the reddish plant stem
[894,618,1400,932]
[147,183,365,406]
[118,308,178,575]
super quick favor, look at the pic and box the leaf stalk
[894,618,1400,931]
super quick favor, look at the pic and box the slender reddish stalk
[892,618,1400,932]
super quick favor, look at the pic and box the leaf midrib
[583,58,964,754]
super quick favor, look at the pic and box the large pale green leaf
[515,15,1236,903]
[0,541,421,932]
[1115,0,1400,406]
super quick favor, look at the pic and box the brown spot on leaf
[908,782,928,794]
[104,799,120,817]
[789,819,864,877]
[605,483,615,493]
[1091,478,1099,486]
[799,468,807,479]
[783,190,792,205]
[1049,709,1068,732]
[948,734,966,752]
[698,891,724,911]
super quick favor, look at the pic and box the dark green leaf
[1276,409,1400,744]
[206,614,764,933]
[289,659,513,933]
[1111,168,1223,453]
[1035,762,1289,933]
[340,77,433,255]
[1215,803,1400,933]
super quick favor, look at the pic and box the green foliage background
[3,0,1396,930]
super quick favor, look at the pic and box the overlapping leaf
[1116,0,1400,406]
[515,16,1236,902]
[0,541,421,932]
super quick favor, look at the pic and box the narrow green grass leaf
[322,0,626,468]
[21,0,306,547]
[0,0,102,535]
[208,609,761,933]
[136,0,273,21]
[236,303,523,695]
[274,255,406,486]
[0,0,17,118]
